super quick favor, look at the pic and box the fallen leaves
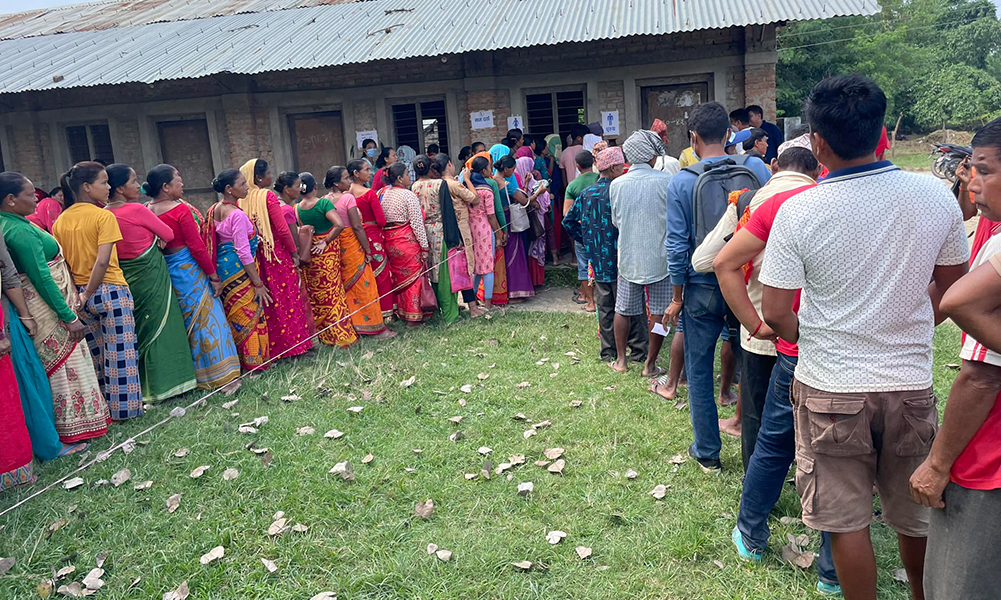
[63,477,85,490]
[435,549,452,562]
[650,484,668,500]
[547,459,565,474]
[329,461,354,481]
[517,482,534,496]
[477,372,489,380]
[532,420,551,430]
[523,429,537,439]
[162,581,189,600]
[261,558,278,574]
[296,426,315,436]
[309,593,337,600]
[669,454,687,465]
[460,384,473,394]
[448,430,465,442]
[891,568,909,583]
[134,480,153,491]
[575,546,593,560]
[268,517,289,537]
[222,468,239,481]
[781,534,815,569]
[110,469,130,487]
[166,493,182,513]
[415,499,434,519]
[511,560,533,570]
[81,568,104,591]
[324,429,344,439]
[543,448,564,460]
[55,582,95,598]
[624,469,638,480]
[172,448,189,458]
[545,530,567,545]
[0,557,13,577]
[400,376,416,388]
[515,382,531,388]
[447,416,463,424]
[199,546,225,565]
[346,406,364,414]
[569,400,582,408]
[55,565,76,580]
[189,465,211,479]
[477,446,492,455]
[221,399,239,409]
[362,454,374,464]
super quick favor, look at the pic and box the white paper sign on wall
[471,111,494,130]
[356,130,379,150]
[507,116,524,131]
[600,111,620,136]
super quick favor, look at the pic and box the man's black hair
[803,75,886,160]
[574,150,595,170]
[787,124,810,138]
[687,102,731,145]
[570,124,589,142]
[746,105,764,118]
[776,146,820,174]
[729,108,750,125]
[972,117,1001,157]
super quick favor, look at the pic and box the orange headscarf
[464,151,492,172]
[238,159,276,262]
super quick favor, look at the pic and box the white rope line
[0,209,522,517]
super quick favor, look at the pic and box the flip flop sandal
[647,383,675,401]
[571,294,587,305]
[57,442,88,458]
[643,366,665,379]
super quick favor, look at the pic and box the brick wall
[726,66,745,115]
[744,62,777,121]
[598,80,624,140]
[113,117,146,179]
[9,121,56,190]
[461,89,510,148]
[353,99,377,131]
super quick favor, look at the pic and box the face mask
[366,148,378,159]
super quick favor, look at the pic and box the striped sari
[163,248,242,389]
[337,228,386,335]
[120,244,198,401]
[18,255,109,442]
[300,233,358,347]
[216,236,269,372]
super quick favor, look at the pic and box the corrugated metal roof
[0,0,361,40]
[0,0,881,95]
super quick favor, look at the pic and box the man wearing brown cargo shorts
[758,75,970,600]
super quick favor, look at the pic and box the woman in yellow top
[51,161,143,421]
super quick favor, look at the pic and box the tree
[912,64,1001,129]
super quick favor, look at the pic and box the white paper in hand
[651,322,670,337]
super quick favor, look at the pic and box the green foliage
[777,0,1001,131]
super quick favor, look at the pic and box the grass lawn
[891,153,934,170]
[0,311,963,599]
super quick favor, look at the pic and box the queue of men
[562,73,1001,599]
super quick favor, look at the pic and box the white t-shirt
[960,232,1001,366]
[758,163,969,393]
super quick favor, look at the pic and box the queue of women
[0,129,557,492]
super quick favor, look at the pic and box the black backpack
[683,155,763,249]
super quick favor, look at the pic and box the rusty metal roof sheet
[0,0,880,95]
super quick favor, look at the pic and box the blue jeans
[681,283,728,461]
[575,241,589,280]
[736,353,839,586]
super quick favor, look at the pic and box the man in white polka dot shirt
[758,75,970,600]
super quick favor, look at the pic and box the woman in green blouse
[0,172,110,445]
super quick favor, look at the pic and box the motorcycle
[930,143,972,184]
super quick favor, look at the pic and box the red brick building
[0,0,876,209]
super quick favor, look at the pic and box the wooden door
[158,119,216,213]
[288,112,345,181]
[641,82,710,159]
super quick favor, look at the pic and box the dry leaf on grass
[457,398,467,407]
[261,558,278,574]
[162,581,189,600]
[532,420,551,430]
[221,399,238,409]
[36,580,53,598]
[291,523,308,533]
[426,543,438,554]
[523,429,537,439]
[477,373,489,381]
[625,469,638,480]
[134,480,153,491]
[121,439,136,454]
[95,554,108,569]
[324,429,344,439]
[362,454,374,464]
[478,446,492,455]
[534,460,550,467]
[435,549,452,562]
[449,430,465,442]
[261,453,274,468]
[448,416,463,424]
[222,468,239,481]
[669,454,687,465]
[63,477,85,490]
[199,546,225,565]
[545,530,567,545]
[515,382,531,388]
[575,546,592,560]
[172,447,190,458]
[0,557,13,577]
[517,482,534,496]
[543,448,564,460]
[569,400,582,408]
[55,565,75,579]
[509,454,526,465]
[415,499,435,519]
[781,534,815,569]
[296,426,315,436]
[779,516,802,525]
[713,559,725,569]
[189,465,211,479]
[49,519,67,533]
[400,376,416,388]
[891,568,909,583]
[547,459,565,474]
[281,393,301,402]
[512,413,529,421]
[55,582,94,598]
[511,560,533,570]
[329,462,354,481]
[238,425,258,434]
[347,406,364,414]
[412,448,422,454]
[460,384,473,394]
[309,593,337,600]
[82,568,104,590]
[650,484,668,499]
[165,493,182,513]
[463,473,477,480]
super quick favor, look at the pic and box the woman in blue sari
[488,145,536,301]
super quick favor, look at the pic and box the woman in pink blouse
[379,163,431,325]
[105,163,197,401]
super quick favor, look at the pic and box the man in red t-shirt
[910,117,1001,599]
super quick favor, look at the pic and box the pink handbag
[448,247,473,293]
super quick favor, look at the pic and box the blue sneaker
[816,581,842,596]
[731,527,762,563]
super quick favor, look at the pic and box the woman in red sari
[239,159,313,361]
[0,296,35,492]
[348,160,395,320]
[379,163,431,326]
